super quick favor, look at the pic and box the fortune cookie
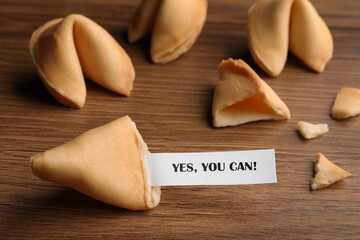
[297,121,328,140]
[30,14,135,108]
[247,0,293,77]
[212,58,290,127]
[128,0,208,63]
[30,116,161,211]
[311,153,351,190]
[247,0,333,76]
[331,87,360,120]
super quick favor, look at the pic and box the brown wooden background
[1,0,359,239]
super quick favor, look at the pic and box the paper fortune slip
[147,149,277,186]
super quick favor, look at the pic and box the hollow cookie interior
[217,94,286,126]
[30,116,160,210]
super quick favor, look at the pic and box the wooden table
[1,0,359,239]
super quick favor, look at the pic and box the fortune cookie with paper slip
[212,58,290,127]
[128,0,207,63]
[247,0,333,77]
[30,116,161,211]
[30,14,135,108]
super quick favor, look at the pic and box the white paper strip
[146,149,277,186]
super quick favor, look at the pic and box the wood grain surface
[1,0,360,239]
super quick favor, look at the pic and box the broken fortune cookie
[247,0,333,76]
[297,121,328,140]
[212,58,290,127]
[311,153,351,190]
[128,0,208,63]
[30,14,135,108]
[331,87,360,120]
[30,116,160,210]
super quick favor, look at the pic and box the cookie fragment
[30,116,161,210]
[297,121,328,139]
[332,87,360,120]
[311,153,351,190]
[212,58,290,127]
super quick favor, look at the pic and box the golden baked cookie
[247,0,333,76]
[332,87,360,120]
[128,0,207,63]
[212,58,290,127]
[297,121,328,139]
[30,14,135,108]
[311,153,351,190]
[31,116,161,210]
